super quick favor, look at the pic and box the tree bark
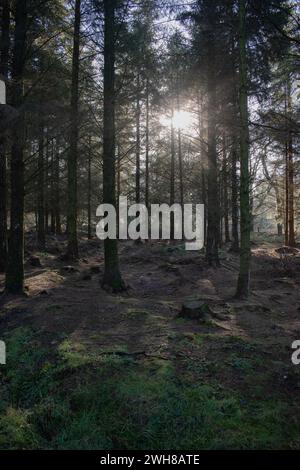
[67,0,81,259]
[5,0,27,294]
[177,89,184,222]
[0,0,10,273]
[50,140,55,234]
[54,141,61,234]
[286,82,295,247]
[102,0,125,291]
[135,73,141,205]
[37,122,45,249]
[285,139,289,245]
[87,136,92,240]
[236,0,251,298]
[170,107,175,240]
[145,78,150,211]
[231,143,239,251]
[222,135,230,243]
[287,131,295,246]
[205,62,220,265]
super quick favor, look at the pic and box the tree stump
[179,301,212,321]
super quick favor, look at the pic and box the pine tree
[0,0,10,273]
[236,0,251,298]
[101,0,125,292]
[67,0,81,260]
[5,0,28,294]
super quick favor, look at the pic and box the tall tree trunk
[50,140,55,234]
[205,54,220,265]
[5,0,27,294]
[170,107,175,240]
[37,123,45,249]
[287,131,295,246]
[201,165,207,244]
[222,135,230,243]
[135,73,141,205]
[0,0,10,273]
[231,143,239,251]
[286,82,295,247]
[236,0,251,298]
[285,139,289,245]
[177,89,184,222]
[87,136,92,240]
[145,78,150,211]
[67,0,81,259]
[102,0,124,291]
[44,134,49,234]
[197,92,207,245]
[55,142,61,234]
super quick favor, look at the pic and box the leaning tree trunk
[5,0,27,294]
[0,0,10,273]
[236,0,251,299]
[67,0,81,260]
[102,0,125,291]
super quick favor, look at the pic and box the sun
[172,110,194,130]
[160,110,194,131]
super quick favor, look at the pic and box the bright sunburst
[160,110,194,131]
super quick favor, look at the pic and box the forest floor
[0,233,300,449]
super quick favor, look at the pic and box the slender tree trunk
[285,139,289,245]
[44,134,49,234]
[236,0,251,298]
[102,0,124,291]
[201,165,207,244]
[5,0,27,294]
[55,142,61,234]
[231,143,239,251]
[222,135,230,243]
[87,136,92,240]
[0,137,7,273]
[67,0,81,259]
[0,0,10,273]
[197,92,207,245]
[145,79,150,211]
[286,83,295,247]
[177,90,184,222]
[135,73,141,204]
[287,131,295,246]
[37,123,45,249]
[50,140,55,234]
[205,55,220,265]
[170,107,175,241]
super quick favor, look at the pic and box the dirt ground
[0,233,300,449]
[1,234,299,357]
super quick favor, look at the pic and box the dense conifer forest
[0,0,299,453]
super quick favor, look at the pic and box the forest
[0,0,300,454]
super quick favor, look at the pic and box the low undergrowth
[0,327,299,450]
